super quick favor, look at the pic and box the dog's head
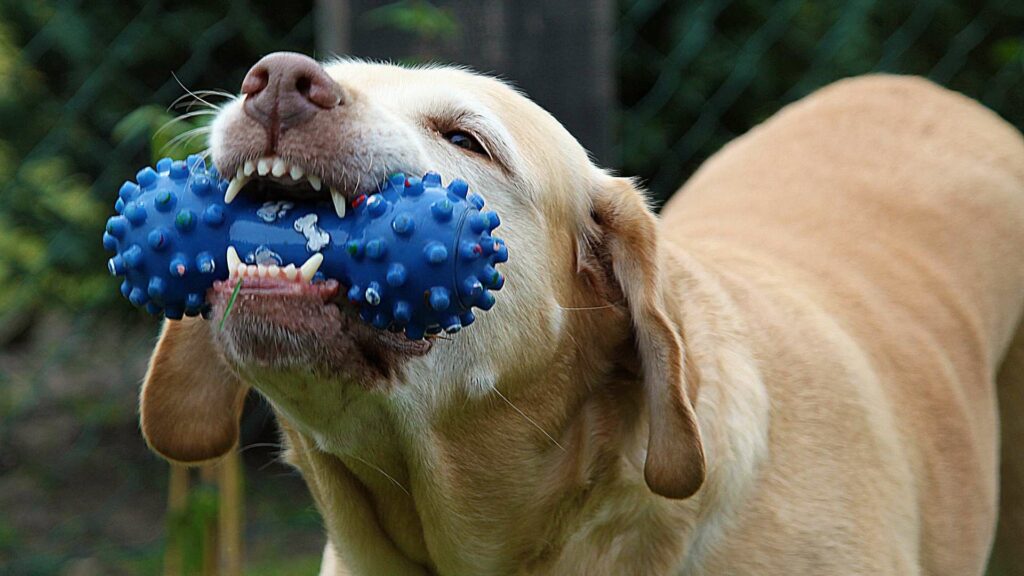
[140,53,704,499]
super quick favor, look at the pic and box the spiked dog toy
[103,156,507,339]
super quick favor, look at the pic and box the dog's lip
[208,276,433,356]
[212,275,341,297]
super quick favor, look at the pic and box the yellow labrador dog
[139,53,1024,575]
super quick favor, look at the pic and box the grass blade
[219,280,243,331]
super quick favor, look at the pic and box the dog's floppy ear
[140,316,248,464]
[582,177,706,499]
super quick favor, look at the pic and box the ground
[0,311,325,575]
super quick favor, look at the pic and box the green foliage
[166,484,220,575]
[244,554,324,576]
[112,104,210,165]
[362,0,459,41]
[0,0,314,327]
[618,0,1024,203]
[0,516,19,558]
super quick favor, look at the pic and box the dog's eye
[443,130,487,156]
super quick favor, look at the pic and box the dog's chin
[206,278,431,386]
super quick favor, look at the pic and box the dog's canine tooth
[272,158,287,177]
[283,264,297,281]
[289,165,304,181]
[227,246,241,273]
[300,253,324,282]
[330,189,347,219]
[308,175,322,191]
[243,160,255,176]
[257,158,270,176]
[224,176,247,204]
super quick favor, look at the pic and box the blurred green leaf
[362,0,459,40]
[991,37,1023,67]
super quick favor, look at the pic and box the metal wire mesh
[617,0,1024,205]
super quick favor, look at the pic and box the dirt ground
[0,311,325,575]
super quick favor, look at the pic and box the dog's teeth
[283,264,297,281]
[257,158,270,176]
[300,253,324,282]
[236,263,248,277]
[235,167,244,180]
[224,176,247,204]
[226,246,241,273]
[247,265,257,277]
[289,165,304,181]
[257,264,268,278]
[268,264,280,277]
[308,175,322,191]
[330,189,347,219]
[243,160,255,176]
[272,158,287,177]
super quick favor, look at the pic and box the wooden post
[164,464,189,576]
[218,450,245,576]
[315,0,616,166]
[315,0,351,59]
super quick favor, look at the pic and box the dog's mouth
[208,154,430,381]
[223,154,359,218]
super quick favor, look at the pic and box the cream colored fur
[142,63,1024,575]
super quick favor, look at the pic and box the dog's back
[660,75,1024,574]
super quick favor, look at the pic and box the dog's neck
[263,251,770,575]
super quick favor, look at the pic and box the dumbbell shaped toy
[103,155,507,340]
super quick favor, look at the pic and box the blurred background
[1,0,1022,574]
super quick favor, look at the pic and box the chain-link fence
[618,0,1024,204]
[1,1,1022,574]
[1,2,322,574]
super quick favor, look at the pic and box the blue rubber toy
[103,155,507,339]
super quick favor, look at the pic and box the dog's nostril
[241,66,269,96]
[295,76,312,97]
[301,73,343,109]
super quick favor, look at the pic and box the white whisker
[162,126,212,153]
[347,453,411,496]
[154,111,216,140]
[172,72,222,112]
[556,303,615,311]
[238,442,285,453]
[490,384,566,452]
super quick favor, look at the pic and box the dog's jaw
[207,277,429,386]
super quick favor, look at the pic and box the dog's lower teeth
[300,253,324,282]
[225,245,326,285]
[227,246,241,270]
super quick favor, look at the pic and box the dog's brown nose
[241,52,343,133]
